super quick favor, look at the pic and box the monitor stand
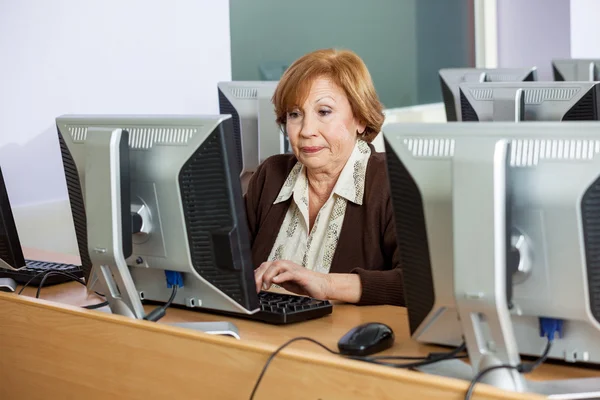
[492,87,525,122]
[417,139,600,399]
[83,127,239,338]
[0,277,17,292]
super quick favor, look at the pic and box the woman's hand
[254,260,331,300]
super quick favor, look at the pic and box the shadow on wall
[0,126,78,255]
[0,125,69,206]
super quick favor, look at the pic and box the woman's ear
[357,121,367,135]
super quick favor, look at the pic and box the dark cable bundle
[249,337,467,400]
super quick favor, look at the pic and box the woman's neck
[306,140,357,202]
[306,165,343,203]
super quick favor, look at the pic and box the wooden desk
[0,251,597,399]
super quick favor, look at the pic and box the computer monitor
[439,67,537,121]
[459,81,600,121]
[383,121,600,395]
[217,81,286,173]
[0,166,27,271]
[553,58,600,81]
[0,166,87,284]
[56,115,259,328]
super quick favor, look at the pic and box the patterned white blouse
[267,139,371,273]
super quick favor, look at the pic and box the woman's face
[285,77,365,174]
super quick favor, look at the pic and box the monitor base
[418,360,600,399]
[169,321,240,339]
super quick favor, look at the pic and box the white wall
[0,0,231,254]
[570,0,600,57]
[496,0,571,80]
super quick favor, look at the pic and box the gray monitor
[217,81,286,172]
[458,81,600,122]
[553,59,600,81]
[439,67,537,121]
[383,121,600,395]
[56,115,259,327]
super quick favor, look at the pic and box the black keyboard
[210,291,333,325]
[0,259,84,286]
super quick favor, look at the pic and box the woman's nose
[299,114,317,137]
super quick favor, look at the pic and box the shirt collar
[273,140,371,206]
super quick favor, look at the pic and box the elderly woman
[245,48,403,306]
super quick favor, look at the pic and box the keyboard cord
[249,337,466,400]
[17,269,108,309]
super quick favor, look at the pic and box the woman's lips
[301,146,324,154]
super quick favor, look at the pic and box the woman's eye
[287,111,300,119]
[318,109,331,116]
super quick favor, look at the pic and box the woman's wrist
[325,273,362,303]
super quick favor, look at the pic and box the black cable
[16,269,107,309]
[464,338,553,400]
[143,285,178,322]
[83,301,110,309]
[36,271,87,298]
[249,337,336,400]
[249,337,467,400]
[35,271,108,310]
[18,269,83,295]
[363,342,467,363]
[464,364,519,400]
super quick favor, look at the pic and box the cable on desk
[249,337,467,400]
[143,285,178,322]
[18,270,83,295]
[464,338,553,400]
[82,301,110,309]
[17,269,107,309]
[36,271,86,298]
[37,271,109,309]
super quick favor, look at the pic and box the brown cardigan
[244,148,405,307]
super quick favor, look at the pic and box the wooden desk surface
[0,249,597,399]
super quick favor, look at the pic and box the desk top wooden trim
[0,290,542,400]
[3,248,594,399]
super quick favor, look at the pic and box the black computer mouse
[337,322,395,357]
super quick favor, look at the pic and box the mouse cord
[249,337,467,400]
[18,270,108,309]
[249,337,337,400]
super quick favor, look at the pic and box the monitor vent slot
[67,126,198,149]
[403,138,454,158]
[179,128,244,306]
[68,126,88,142]
[440,77,458,121]
[385,148,434,335]
[581,175,600,325]
[552,65,566,81]
[525,88,580,104]
[0,237,12,267]
[230,88,258,99]
[510,139,600,167]
[460,90,480,122]
[485,74,521,81]
[128,128,197,149]
[218,89,244,172]
[470,89,493,100]
[563,88,597,121]
[57,132,93,281]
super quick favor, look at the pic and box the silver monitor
[439,67,537,121]
[458,81,600,121]
[383,121,600,396]
[217,81,285,174]
[56,115,259,332]
[553,59,600,81]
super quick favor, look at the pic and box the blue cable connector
[539,317,563,340]
[165,270,183,288]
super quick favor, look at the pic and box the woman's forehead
[305,79,342,99]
